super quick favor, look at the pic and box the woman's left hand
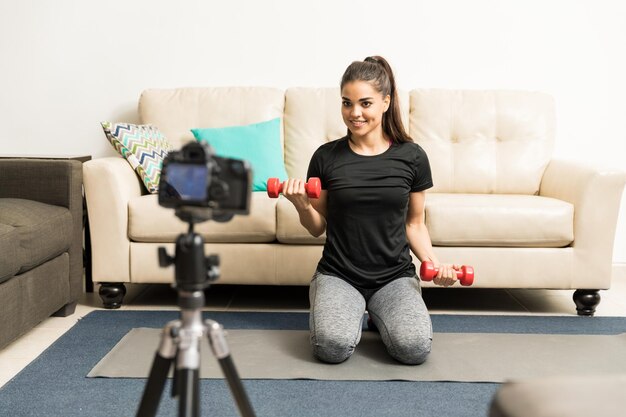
[433,264,461,287]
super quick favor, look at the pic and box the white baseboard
[614,263,626,281]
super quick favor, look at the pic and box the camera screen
[164,163,208,201]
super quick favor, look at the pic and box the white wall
[1,0,624,263]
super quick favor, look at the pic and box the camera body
[158,141,252,219]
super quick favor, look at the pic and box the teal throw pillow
[191,118,288,192]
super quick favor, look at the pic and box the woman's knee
[311,332,357,364]
[388,335,432,365]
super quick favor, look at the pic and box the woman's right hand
[433,264,461,287]
[281,178,312,212]
[282,178,327,238]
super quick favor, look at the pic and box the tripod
[136,209,256,417]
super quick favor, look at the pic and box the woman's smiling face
[341,80,390,139]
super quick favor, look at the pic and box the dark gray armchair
[0,159,83,349]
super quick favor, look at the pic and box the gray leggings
[309,272,432,365]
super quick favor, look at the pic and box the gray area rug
[88,328,626,382]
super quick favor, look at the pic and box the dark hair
[340,56,412,144]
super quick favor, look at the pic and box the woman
[282,56,460,365]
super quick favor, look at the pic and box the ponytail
[340,56,412,144]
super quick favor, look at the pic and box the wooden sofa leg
[52,301,78,317]
[99,283,127,309]
[573,289,600,316]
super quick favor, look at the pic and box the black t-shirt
[307,137,433,291]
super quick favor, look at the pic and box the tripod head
[158,207,221,293]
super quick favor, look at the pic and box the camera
[158,141,252,222]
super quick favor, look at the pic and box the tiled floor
[1,270,626,388]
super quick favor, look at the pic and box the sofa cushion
[426,194,574,247]
[128,192,277,243]
[0,198,73,275]
[191,117,289,192]
[0,223,20,283]
[275,193,573,248]
[410,89,555,194]
[101,122,173,193]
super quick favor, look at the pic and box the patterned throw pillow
[101,122,173,193]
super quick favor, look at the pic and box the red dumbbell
[419,261,474,286]
[267,177,321,199]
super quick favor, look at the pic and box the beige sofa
[83,87,626,314]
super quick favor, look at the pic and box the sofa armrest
[0,158,82,208]
[539,159,626,279]
[83,157,144,282]
[0,158,83,300]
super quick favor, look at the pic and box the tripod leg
[176,307,204,417]
[206,320,257,417]
[177,369,200,417]
[136,321,180,417]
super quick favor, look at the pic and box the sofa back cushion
[409,89,555,194]
[283,87,410,179]
[139,87,554,195]
[139,87,285,151]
